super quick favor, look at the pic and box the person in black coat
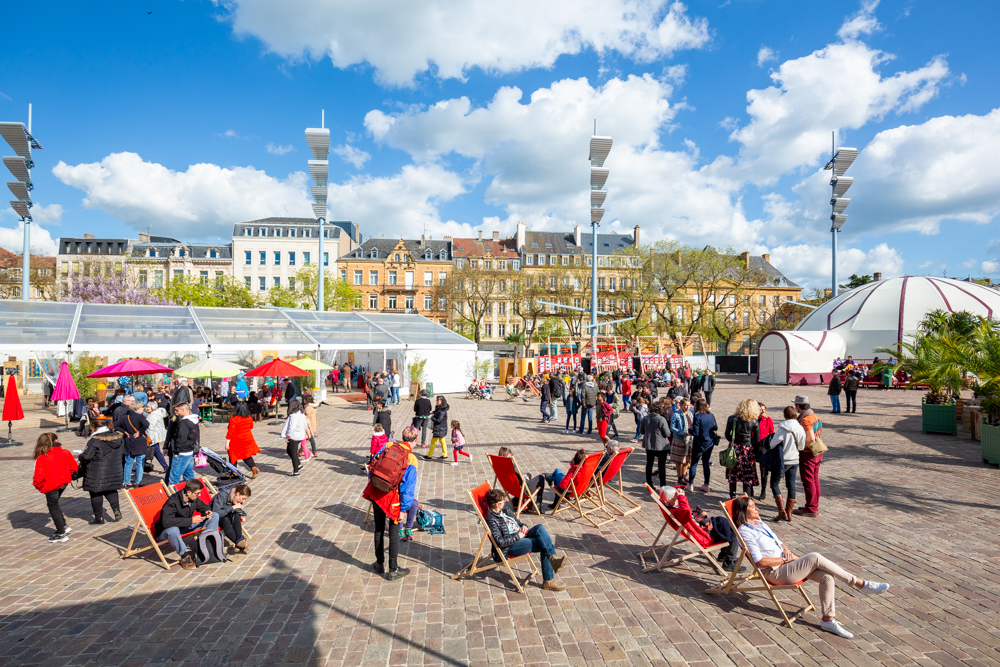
[427,396,449,460]
[78,415,124,524]
[540,381,552,423]
[374,398,392,436]
[164,404,201,485]
[701,372,716,406]
[116,404,150,488]
[413,390,432,446]
[639,403,672,488]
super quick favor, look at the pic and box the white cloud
[214,0,710,86]
[982,261,1000,275]
[333,144,371,169]
[0,220,58,256]
[768,242,902,286]
[838,0,882,40]
[0,91,12,102]
[757,46,776,67]
[728,41,949,183]
[52,152,313,239]
[30,203,65,227]
[266,142,295,155]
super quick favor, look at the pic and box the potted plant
[407,356,427,400]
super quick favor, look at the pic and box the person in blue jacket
[363,425,419,580]
[687,399,719,493]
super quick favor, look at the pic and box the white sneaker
[63,525,72,535]
[860,581,890,594]
[467,453,473,462]
[820,619,854,639]
[450,462,458,466]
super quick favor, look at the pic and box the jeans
[45,485,67,534]
[391,387,400,404]
[577,407,594,434]
[608,416,619,438]
[309,436,317,454]
[830,395,841,413]
[549,399,558,420]
[565,411,578,431]
[168,453,195,485]
[372,502,399,571]
[286,439,302,473]
[845,390,857,413]
[645,450,668,487]
[704,391,713,407]
[150,442,169,470]
[124,454,145,485]
[770,463,798,499]
[506,524,558,580]
[540,400,551,421]
[158,512,220,557]
[404,503,419,530]
[220,513,244,544]
[550,468,567,491]
[688,443,714,486]
[416,417,429,445]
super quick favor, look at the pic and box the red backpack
[369,443,409,492]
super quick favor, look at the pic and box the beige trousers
[761,552,857,617]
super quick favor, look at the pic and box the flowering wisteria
[66,272,169,305]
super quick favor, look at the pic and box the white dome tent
[757,330,847,385]
[758,276,1000,385]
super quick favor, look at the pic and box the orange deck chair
[591,447,640,517]
[451,482,540,594]
[705,496,815,628]
[121,482,206,569]
[489,454,542,517]
[637,485,727,576]
[167,477,252,539]
[550,452,616,528]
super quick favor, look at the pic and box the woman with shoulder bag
[116,403,150,488]
[724,398,761,499]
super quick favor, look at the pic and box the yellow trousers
[428,437,448,458]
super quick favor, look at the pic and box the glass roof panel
[75,304,204,348]
[362,313,476,346]
[287,311,403,347]
[194,307,313,349]
[0,300,76,348]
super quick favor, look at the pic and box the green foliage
[156,276,260,308]
[839,274,873,290]
[69,355,99,400]
[292,266,360,311]
[407,356,428,385]
[504,331,526,356]
[468,356,493,381]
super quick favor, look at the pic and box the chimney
[573,224,581,247]
[762,253,770,264]
[138,232,149,242]
[824,287,832,298]
[83,233,95,239]
[477,230,483,241]
[739,251,750,268]
[420,234,425,244]
[516,221,526,251]
[873,272,881,282]
[633,225,640,247]
[443,235,452,242]
[492,231,499,241]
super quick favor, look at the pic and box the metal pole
[830,131,837,299]
[21,103,32,301]
[317,110,326,312]
[832,228,838,298]
[591,219,598,371]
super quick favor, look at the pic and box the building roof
[450,237,519,259]
[58,238,130,256]
[340,238,452,262]
[132,241,233,260]
[233,218,357,242]
[749,256,800,289]
[522,230,635,256]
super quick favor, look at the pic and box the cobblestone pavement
[2,376,999,666]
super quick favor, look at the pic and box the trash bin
[425,382,434,398]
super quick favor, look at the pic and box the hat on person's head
[792,395,809,405]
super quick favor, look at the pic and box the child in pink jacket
[450,420,472,466]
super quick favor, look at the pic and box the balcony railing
[381,308,418,314]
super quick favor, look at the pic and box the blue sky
[2,0,999,289]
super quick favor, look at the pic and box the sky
[2,0,999,290]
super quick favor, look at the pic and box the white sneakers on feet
[63,525,73,535]
[449,462,458,466]
[820,619,854,639]
[861,581,890,594]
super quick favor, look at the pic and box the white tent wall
[403,348,478,397]
[756,330,846,385]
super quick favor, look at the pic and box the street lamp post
[2,103,43,301]
[823,132,858,298]
[589,130,612,370]
[306,111,330,311]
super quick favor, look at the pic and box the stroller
[199,446,248,485]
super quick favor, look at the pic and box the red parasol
[88,359,175,378]
[2,375,23,422]
[243,358,310,378]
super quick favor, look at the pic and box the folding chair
[451,482,540,594]
[637,485,727,576]
[489,454,542,517]
[165,478,253,541]
[591,447,640,517]
[121,483,205,569]
[705,497,815,628]
[550,452,616,528]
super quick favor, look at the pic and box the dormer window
[244,228,251,236]
[424,250,432,260]
[177,247,186,258]
[305,229,311,238]
[439,250,447,260]
[274,228,282,237]
[148,248,156,258]
[258,228,264,236]
[355,249,362,258]
[370,249,378,259]
[289,228,296,238]
[394,253,400,262]
[209,249,217,259]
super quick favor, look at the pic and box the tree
[511,270,551,351]
[839,274,873,290]
[605,247,656,341]
[407,356,428,386]
[67,262,168,305]
[69,355,99,400]
[504,331,526,357]
[290,266,360,311]
[0,252,60,300]
[156,275,259,308]
[436,258,508,343]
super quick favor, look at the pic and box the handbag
[807,435,828,456]
[718,444,737,469]
[193,452,209,468]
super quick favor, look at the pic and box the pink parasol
[51,361,81,402]
[88,359,174,378]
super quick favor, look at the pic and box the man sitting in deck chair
[484,488,568,592]
[660,486,739,571]
[731,496,890,639]
[155,479,215,571]
[544,449,586,511]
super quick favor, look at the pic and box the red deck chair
[489,454,542,517]
[120,482,205,569]
[451,482,540,594]
[166,477,253,540]
[705,496,815,628]
[591,447,640,517]
[637,485,727,576]
[550,452,616,528]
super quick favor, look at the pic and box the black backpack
[194,529,227,565]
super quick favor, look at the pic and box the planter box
[970,408,983,440]
[982,419,1000,465]
[922,399,957,435]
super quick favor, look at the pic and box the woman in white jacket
[769,405,806,521]
[280,399,312,476]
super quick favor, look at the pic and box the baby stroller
[199,446,247,484]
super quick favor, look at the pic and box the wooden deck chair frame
[165,477,253,541]
[591,447,641,517]
[451,482,540,594]
[636,485,727,576]
[550,452,616,528]
[705,496,815,628]
[489,454,542,518]
[120,482,205,569]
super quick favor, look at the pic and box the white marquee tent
[757,330,847,385]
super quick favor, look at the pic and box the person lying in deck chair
[731,496,890,639]
[484,488,568,592]
[660,486,739,571]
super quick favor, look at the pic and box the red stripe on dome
[927,277,993,318]
[828,281,884,331]
[897,276,909,355]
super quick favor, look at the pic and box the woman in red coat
[225,401,261,478]
[32,432,78,543]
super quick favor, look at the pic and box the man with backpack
[155,478,214,571]
[363,425,418,580]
